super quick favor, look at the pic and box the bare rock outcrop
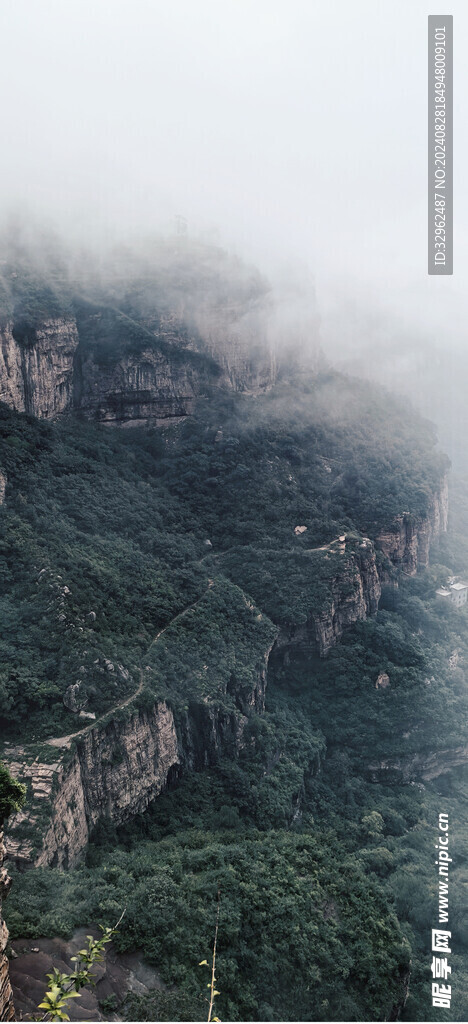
[5,704,178,870]
[190,298,277,394]
[369,743,468,783]
[5,635,274,869]
[0,289,278,427]
[277,540,381,658]
[376,476,449,575]
[0,317,78,419]
[63,682,87,714]
[0,832,14,1022]
[75,346,203,426]
[313,542,381,656]
[0,324,24,412]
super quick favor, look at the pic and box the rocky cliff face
[277,540,381,658]
[275,476,448,659]
[369,742,468,784]
[0,237,325,426]
[75,346,203,426]
[188,299,277,394]
[0,317,78,419]
[0,298,277,426]
[5,639,273,870]
[312,541,381,656]
[0,833,14,1022]
[41,702,178,869]
[310,477,448,654]
[376,476,449,575]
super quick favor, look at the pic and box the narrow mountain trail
[197,535,346,568]
[46,581,214,749]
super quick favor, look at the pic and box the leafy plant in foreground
[36,913,124,1022]
[199,887,221,1023]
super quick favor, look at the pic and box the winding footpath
[46,581,214,749]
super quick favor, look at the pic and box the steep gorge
[0,252,455,1021]
[3,471,449,872]
[4,634,274,870]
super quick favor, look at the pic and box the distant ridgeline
[2,237,468,1023]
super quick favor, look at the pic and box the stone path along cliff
[46,581,215,749]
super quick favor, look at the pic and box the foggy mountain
[1,2,468,1022]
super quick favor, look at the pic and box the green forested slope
[0,371,448,736]
[2,371,467,1022]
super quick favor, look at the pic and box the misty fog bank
[1,211,466,476]
[1,0,467,354]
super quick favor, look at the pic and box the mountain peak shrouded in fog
[1,0,467,358]
[0,225,323,424]
[0,224,322,362]
[2,5,468,1021]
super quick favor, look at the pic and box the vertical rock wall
[5,638,273,871]
[0,317,79,419]
[0,833,14,1022]
[376,476,449,575]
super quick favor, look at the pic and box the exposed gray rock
[0,831,15,1021]
[0,293,278,427]
[277,540,381,657]
[63,682,87,714]
[376,477,449,575]
[4,633,275,869]
[0,317,78,419]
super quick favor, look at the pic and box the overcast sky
[1,0,467,353]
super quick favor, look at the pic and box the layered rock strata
[0,301,277,426]
[376,477,449,575]
[5,640,273,870]
[0,317,78,419]
[277,540,381,658]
